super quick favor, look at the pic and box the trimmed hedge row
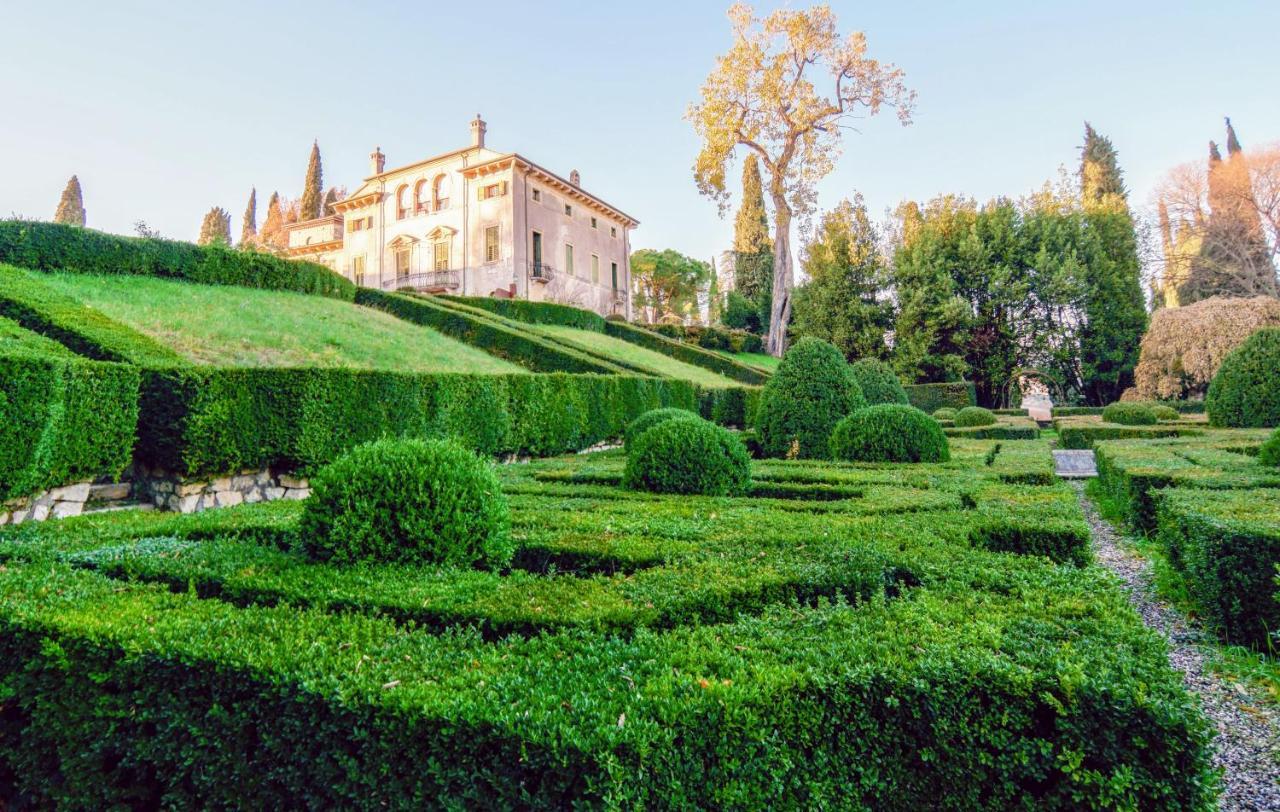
[944,422,1040,441]
[903,381,976,414]
[603,320,769,385]
[1056,418,1191,450]
[440,294,606,332]
[356,289,622,374]
[0,350,139,501]
[0,220,354,300]
[1156,487,1280,648]
[647,322,764,354]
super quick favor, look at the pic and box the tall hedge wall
[903,382,977,414]
[136,368,700,477]
[603,321,769,385]
[440,295,606,332]
[356,289,622,374]
[0,350,139,500]
[0,220,354,300]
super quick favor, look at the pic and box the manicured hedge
[697,385,759,428]
[944,421,1040,441]
[1056,419,1190,450]
[440,294,606,332]
[903,381,976,414]
[603,320,769,385]
[1206,328,1280,428]
[0,220,354,300]
[623,417,751,496]
[356,289,623,374]
[1156,487,1280,648]
[829,404,949,463]
[0,350,139,501]
[1103,402,1158,426]
[756,338,865,459]
[136,367,700,477]
[849,359,910,405]
[954,406,997,428]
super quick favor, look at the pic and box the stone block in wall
[89,482,132,502]
[278,475,309,490]
[48,482,92,503]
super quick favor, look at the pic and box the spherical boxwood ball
[299,438,514,570]
[1150,404,1181,421]
[755,337,866,459]
[624,416,751,496]
[623,407,700,450]
[1259,428,1280,467]
[933,407,958,421]
[1102,402,1158,426]
[830,404,950,463]
[849,358,910,406]
[954,406,997,428]
[1207,328,1280,428]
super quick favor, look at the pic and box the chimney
[470,114,487,148]
[370,146,385,175]
[569,169,581,186]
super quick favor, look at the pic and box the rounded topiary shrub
[1150,404,1180,421]
[624,416,751,495]
[299,438,514,570]
[623,407,700,450]
[849,359,909,406]
[755,337,866,459]
[954,406,997,428]
[1102,402,1158,426]
[932,407,958,421]
[1259,428,1280,467]
[1206,328,1280,428]
[829,404,950,463]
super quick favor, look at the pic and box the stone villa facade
[285,117,638,318]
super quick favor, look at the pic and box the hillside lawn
[731,351,779,372]
[35,272,526,374]
[532,324,741,387]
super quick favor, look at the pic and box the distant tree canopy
[240,188,257,247]
[791,195,892,361]
[54,176,85,227]
[198,207,232,246]
[631,248,711,322]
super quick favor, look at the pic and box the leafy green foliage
[623,407,700,450]
[1151,404,1181,421]
[440,295,606,332]
[954,406,997,428]
[756,338,865,459]
[623,416,750,496]
[0,220,354,300]
[903,382,975,414]
[1206,328,1280,428]
[848,358,909,405]
[299,439,513,570]
[1259,429,1280,467]
[721,290,764,334]
[829,404,950,463]
[630,249,710,322]
[1103,402,1158,426]
[932,407,957,421]
[300,141,323,221]
[602,319,768,385]
[197,207,232,247]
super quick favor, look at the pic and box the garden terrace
[0,436,1216,808]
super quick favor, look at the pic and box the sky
[3,0,1277,264]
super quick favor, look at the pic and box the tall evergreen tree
[1077,123,1147,404]
[322,187,339,216]
[53,175,86,226]
[791,196,892,360]
[258,191,286,251]
[240,187,257,247]
[732,154,774,314]
[300,141,323,221]
[198,207,232,246]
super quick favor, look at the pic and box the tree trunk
[766,196,794,357]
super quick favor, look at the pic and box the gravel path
[1073,482,1280,811]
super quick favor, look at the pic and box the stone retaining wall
[1,482,93,525]
[137,466,310,513]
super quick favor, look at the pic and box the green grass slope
[35,273,524,374]
[532,324,741,387]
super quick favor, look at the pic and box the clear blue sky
[3,1,1277,263]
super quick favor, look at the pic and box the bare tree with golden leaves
[688,3,916,356]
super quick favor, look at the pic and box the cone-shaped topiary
[1103,402,1158,426]
[624,416,751,495]
[954,406,997,427]
[1206,328,1280,428]
[932,407,957,421]
[755,337,865,458]
[299,438,513,569]
[829,404,950,463]
[623,407,700,450]
[1259,428,1280,467]
[850,358,910,405]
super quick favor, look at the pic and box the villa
[284,116,639,318]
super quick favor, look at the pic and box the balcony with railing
[384,270,460,292]
[530,261,555,283]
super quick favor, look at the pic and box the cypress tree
[301,141,323,220]
[732,154,774,331]
[1080,122,1126,204]
[198,207,232,246]
[240,188,257,247]
[53,175,86,226]
[259,191,286,250]
[323,187,339,216]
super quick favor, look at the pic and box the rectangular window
[484,183,500,199]
[531,231,543,276]
[611,261,618,291]
[433,241,449,271]
[610,226,617,238]
[484,226,500,263]
[590,217,598,229]
[565,244,574,276]
[395,247,411,278]
[352,255,366,285]
[531,189,541,202]
[564,203,572,217]
[591,254,599,284]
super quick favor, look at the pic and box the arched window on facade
[414,179,429,214]
[432,174,451,211]
[396,184,410,220]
